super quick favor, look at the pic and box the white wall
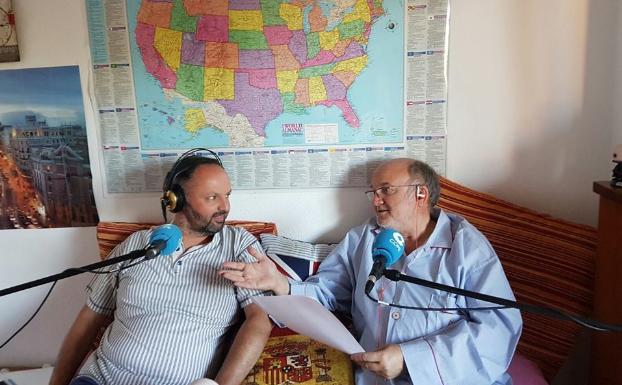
[0,0,102,367]
[0,0,619,369]
[447,0,618,227]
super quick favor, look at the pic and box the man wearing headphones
[220,158,522,385]
[49,149,272,385]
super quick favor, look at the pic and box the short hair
[407,159,440,208]
[172,156,223,187]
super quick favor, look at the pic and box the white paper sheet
[253,295,365,354]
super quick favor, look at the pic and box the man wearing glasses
[220,158,522,385]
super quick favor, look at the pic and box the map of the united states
[135,0,384,142]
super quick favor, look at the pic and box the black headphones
[161,148,223,221]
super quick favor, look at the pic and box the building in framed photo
[0,66,98,229]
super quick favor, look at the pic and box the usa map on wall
[130,0,403,149]
[86,0,447,192]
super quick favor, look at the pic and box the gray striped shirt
[79,225,266,385]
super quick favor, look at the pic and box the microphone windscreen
[372,228,405,267]
[150,224,182,256]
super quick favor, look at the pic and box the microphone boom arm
[0,249,149,298]
[383,269,622,332]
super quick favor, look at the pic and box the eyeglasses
[365,184,420,201]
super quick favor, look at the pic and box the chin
[376,217,393,228]
[196,223,224,235]
[209,223,226,233]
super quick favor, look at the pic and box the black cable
[366,290,622,332]
[366,291,507,312]
[0,281,57,350]
[0,256,151,350]
[367,269,622,332]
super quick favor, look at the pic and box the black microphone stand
[382,269,622,332]
[0,249,148,298]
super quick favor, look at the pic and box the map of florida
[135,0,384,137]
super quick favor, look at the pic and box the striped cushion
[96,221,278,259]
[438,177,596,381]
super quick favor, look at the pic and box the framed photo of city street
[0,65,99,229]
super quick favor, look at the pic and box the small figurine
[612,144,622,188]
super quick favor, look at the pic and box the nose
[372,192,384,206]
[218,195,230,212]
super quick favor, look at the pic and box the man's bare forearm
[49,306,109,385]
[215,305,272,385]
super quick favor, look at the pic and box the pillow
[256,234,353,385]
[260,233,335,281]
[508,353,548,385]
[252,327,354,385]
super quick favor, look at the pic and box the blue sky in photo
[0,65,86,127]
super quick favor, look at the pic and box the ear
[416,185,426,199]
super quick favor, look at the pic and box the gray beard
[198,222,224,235]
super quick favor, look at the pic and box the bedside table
[590,181,622,384]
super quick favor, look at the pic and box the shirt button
[392,311,400,320]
